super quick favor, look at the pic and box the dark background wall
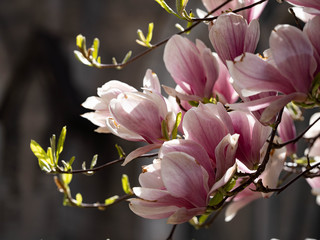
[0,0,319,239]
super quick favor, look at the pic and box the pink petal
[161,152,208,207]
[129,198,179,220]
[259,145,286,198]
[227,53,296,96]
[143,69,161,94]
[260,92,307,123]
[159,139,215,184]
[215,134,239,180]
[225,188,261,222]
[277,108,297,155]
[164,35,207,96]
[122,143,162,166]
[244,19,260,53]
[209,13,248,65]
[286,0,320,9]
[270,24,316,93]
[167,207,206,224]
[304,16,320,74]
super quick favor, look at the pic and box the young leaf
[92,38,100,60]
[105,195,119,205]
[74,50,93,66]
[30,140,52,171]
[122,174,133,195]
[90,154,98,169]
[209,191,223,206]
[57,126,67,156]
[62,173,72,186]
[161,119,170,141]
[76,34,86,50]
[171,112,182,139]
[176,0,189,16]
[146,22,154,44]
[76,193,83,206]
[115,144,125,158]
[121,51,132,64]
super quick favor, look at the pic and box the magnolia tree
[30,0,320,239]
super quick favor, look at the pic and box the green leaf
[198,213,209,225]
[105,195,119,205]
[74,50,92,66]
[47,147,54,166]
[137,29,146,42]
[146,22,154,43]
[82,161,86,170]
[223,176,237,192]
[92,38,100,60]
[121,51,132,64]
[30,140,52,171]
[90,154,98,169]
[76,34,86,49]
[115,144,125,158]
[122,174,133,195]
[188,100,199,107]
[311,72,320,97]
[176,0,189,16]
[69,156,76,167]
[62,173,72,186]
[57,126,67,157]
[76,193,83,206]
[38,159,51,172]
[155,0,181,18]
[209,191,223,206]
[171,112,182,139]
[161,119,170,140]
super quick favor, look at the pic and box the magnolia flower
[229,111,271,169]
[82,69,177,165]
[129,138,238,224]
[277,108,297,156]
[82,80,137,134]
[227,19,319,123]
[225,146,286,221]
[286,0,320,22]
[306,175,320,206]
[201,0,268,22]
[163,35,220,101]
[183,102,269,170]
[304,112,320,158]
[209,13,260,66]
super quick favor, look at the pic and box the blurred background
[0,0,319,239]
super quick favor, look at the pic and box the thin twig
[273,116,320,149]
[229,108,284,196]
[84,0,240,69]
[166,224,177,240]
[54,176,132,209]
[55,152,158,174]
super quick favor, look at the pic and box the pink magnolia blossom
[277,108,297,156]
[229,111,271,169]
[163,35,220,101]
[209,12,260,66]
[286,0,320,22]
[227,20,319,123]
[129,138,238,224]
[183,102,269,170]
[82,69,178,165]
[82,80,137,134]
[225,146,286,221]
[304,112,320,157]
[306,174,320,206]
[201,0,268,22]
